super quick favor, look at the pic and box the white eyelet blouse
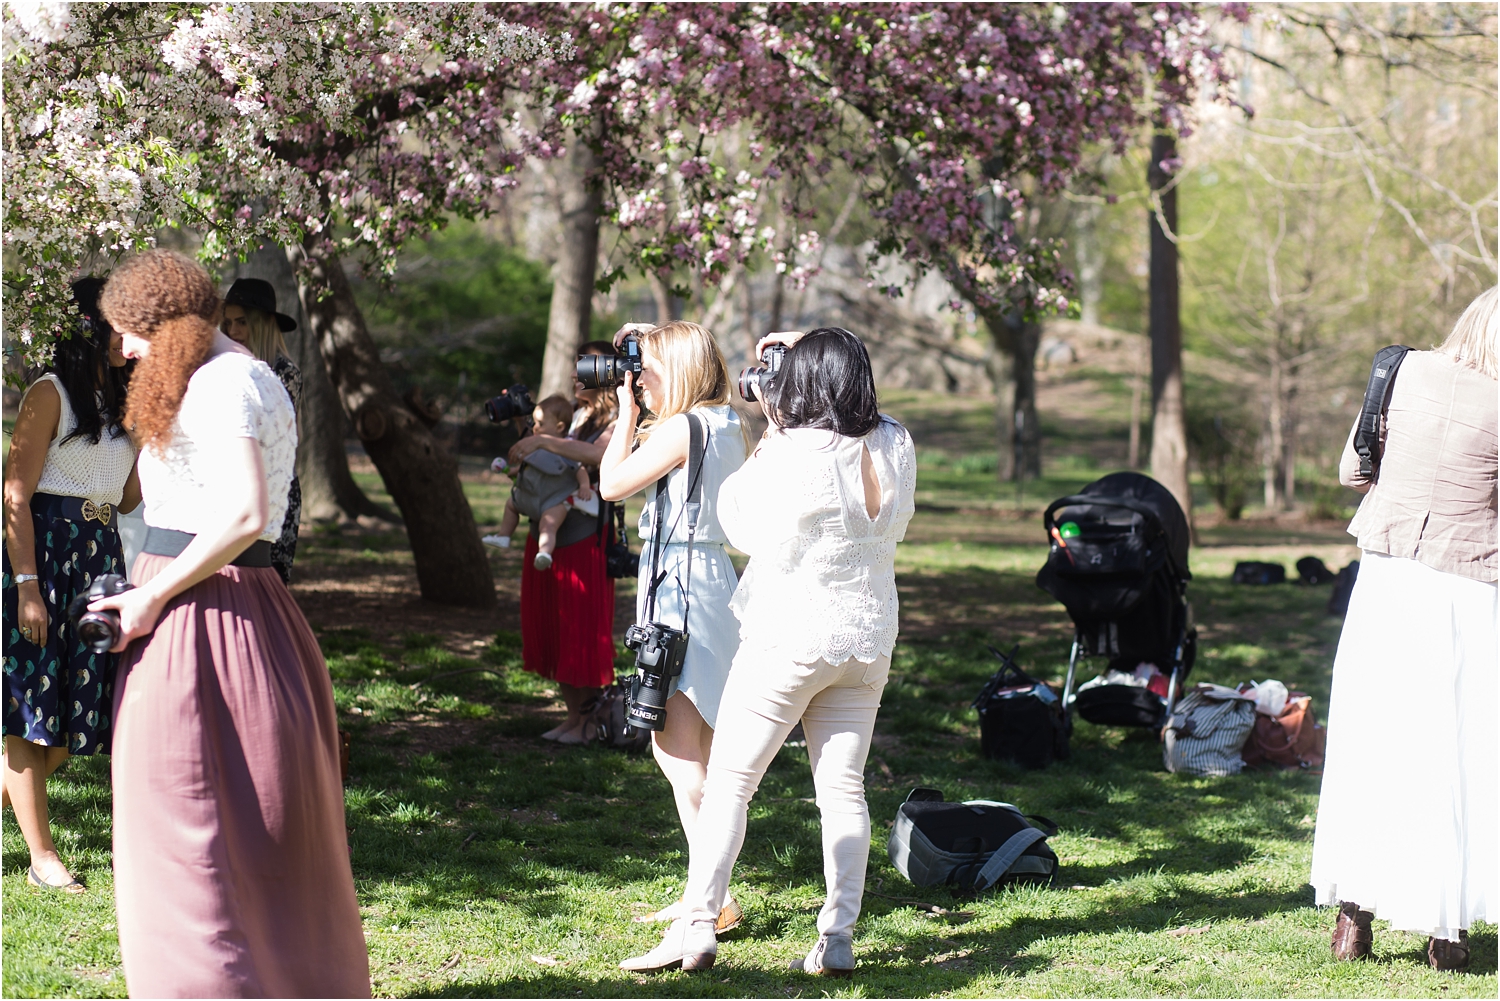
[717,416,917,665]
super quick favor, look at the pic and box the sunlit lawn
[4,427,1493,998]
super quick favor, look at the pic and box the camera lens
[76,612,119,654]
[626,672,670,730]
[576,354,622,390]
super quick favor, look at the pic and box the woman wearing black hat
[222,278,302,583]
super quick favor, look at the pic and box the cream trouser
[683,650,891,939]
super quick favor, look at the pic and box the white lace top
[138,351,297,543]
[719,416,917,665]
[29,374,138,505]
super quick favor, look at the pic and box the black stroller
[1035,472,1196,728]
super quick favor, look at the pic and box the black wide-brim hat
[224,278,297,332]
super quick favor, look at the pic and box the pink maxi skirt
[111,555,370,998]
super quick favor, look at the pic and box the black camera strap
[644,412,708,632]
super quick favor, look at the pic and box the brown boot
[1428,932,1469,971]
[1331,901,1373,961]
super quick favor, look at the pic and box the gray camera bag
[887,788,1058,892]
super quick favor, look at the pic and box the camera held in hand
[576,334,644,390]
[484,383,534,424]
[739,343,787,403]
[66,574,134,654]
[622,620,689,731]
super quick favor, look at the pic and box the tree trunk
[1128,336,1145,468]
[1264,354,1284,511]
[1074,201,1104,328]
[1147,129,1192,522]
[538,132,602,399]
[237,244,390,524]
[1010,314,1043,480]
[981,307,1019,483]
[288,239,496,608]
[1283,360,1299,509]
[648,272,678,324]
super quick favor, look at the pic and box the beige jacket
[1340,350,1498,582]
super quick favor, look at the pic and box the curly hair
[99,250,221,453]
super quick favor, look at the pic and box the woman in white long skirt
[1310,287,1498,971]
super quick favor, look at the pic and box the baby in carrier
[484,394,597,571]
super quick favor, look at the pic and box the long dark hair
[765,327,882,438]
[52,278,130,445]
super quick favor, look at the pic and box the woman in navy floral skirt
[2,278,140,893]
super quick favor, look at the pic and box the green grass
[5,412,1494,998]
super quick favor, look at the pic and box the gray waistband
[143,526,274,568]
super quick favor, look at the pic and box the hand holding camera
[67,573,135,653]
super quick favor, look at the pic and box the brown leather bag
[1242,692,1326,771]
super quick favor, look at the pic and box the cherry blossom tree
[513,3,1235,477]
[3,1,556,606]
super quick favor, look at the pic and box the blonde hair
[636,321,733,442]
[1437,286,1499,380]
[228,306,289,365]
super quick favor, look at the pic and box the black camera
[622,620,689,731]
[576,335,643,390]
[738,343,787,403]
[66,573,134,654]
[484,383,534,424]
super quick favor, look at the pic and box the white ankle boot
[790,933,855,976]
[619,917,717,972]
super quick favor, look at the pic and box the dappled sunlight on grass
[5,403,1495,997]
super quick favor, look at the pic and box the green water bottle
[1058,521,1081,541]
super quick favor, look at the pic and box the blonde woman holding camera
[621,326,916,977]
[599,321,747,935]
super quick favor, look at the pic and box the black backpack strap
[1353,345,1411,478]
[679,413,707,632]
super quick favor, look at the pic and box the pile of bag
[1230,557,1361,616]
[1163,679,1326,776]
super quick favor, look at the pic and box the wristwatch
[12,574,39,586]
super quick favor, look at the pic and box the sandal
[27,865,85,895]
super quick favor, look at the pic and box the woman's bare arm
[118,460,142,514]
[90,437,269,651]
[509,426,613,469]
[597,373,693,501]
[4,381,60,577]
[4,381,61,643]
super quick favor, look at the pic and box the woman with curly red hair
[89,250,369,997]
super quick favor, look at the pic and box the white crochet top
[138,351,297,543]
[719,416,917,665]
[30,374,138,506]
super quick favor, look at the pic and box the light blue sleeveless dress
[636,405,746,728]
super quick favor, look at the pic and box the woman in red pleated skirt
[507,340,625,743]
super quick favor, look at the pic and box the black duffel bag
[973,644,1069,769]
[887,788,1059,891]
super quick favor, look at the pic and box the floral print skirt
[2,496,125,755]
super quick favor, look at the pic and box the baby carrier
[1035,472,1196,728]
